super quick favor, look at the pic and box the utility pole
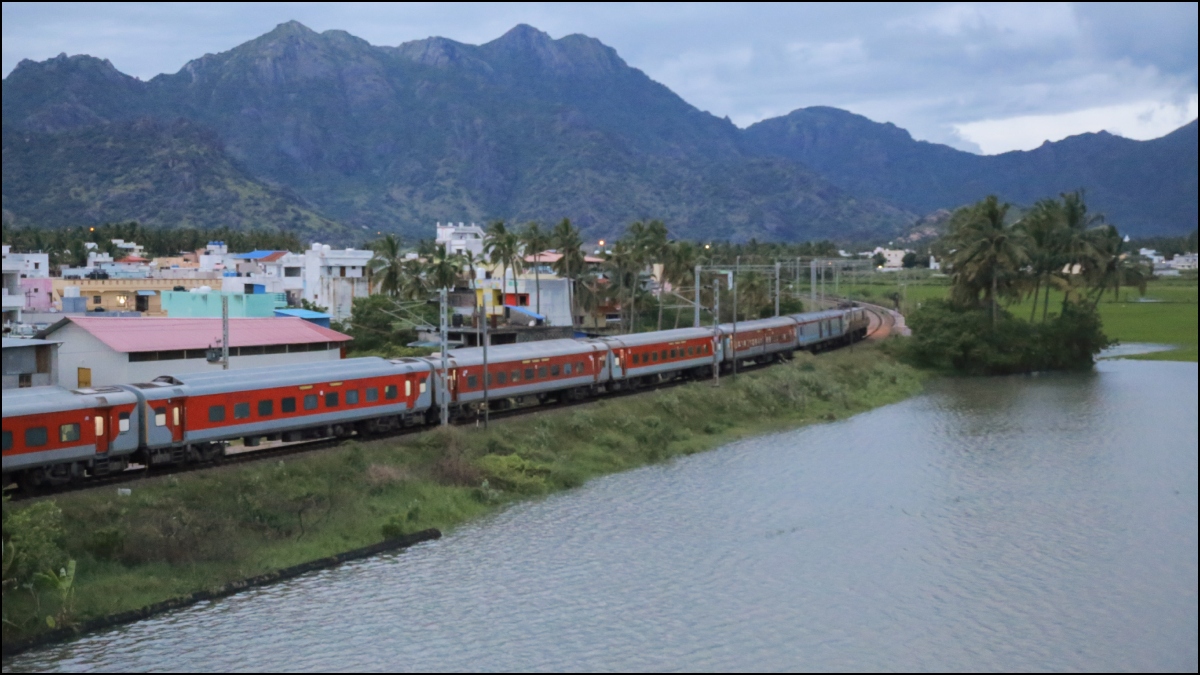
[732,256,739,380]
[481,283,489,429]
[693,264,701,327]
[774,261,781,317]
[712,278,720,387]
[439,287,449,427]
[221,294,230,370]
[810,259,817,309]
[795,257,800,299]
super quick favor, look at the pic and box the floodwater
[7,360,1197,672]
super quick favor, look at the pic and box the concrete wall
[20,278,54,311]
[161,291,277,318]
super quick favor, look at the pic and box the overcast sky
[3,2,1196,154]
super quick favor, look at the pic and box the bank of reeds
[2,342,921,647]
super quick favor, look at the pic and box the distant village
[3,221,1195,393]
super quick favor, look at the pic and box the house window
[93,295,102,305]
[59,423,81,443]
[18,374,31,388]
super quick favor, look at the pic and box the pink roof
[55,317,350,353]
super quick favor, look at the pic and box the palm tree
[604,240,638,332]
[398,257,430,301]
[664,240,699,328]
[428,245,463,291]
[1051,190,1108,313]
[484,222,524,310]
[550,218,584,328]
[520,222,551,316]
[1016,200,1061,322]
[945,195,1029,326]
[368,234,406,297]
[637,220,671,330]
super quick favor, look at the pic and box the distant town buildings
[302,243,373,321]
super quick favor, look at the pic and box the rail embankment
[2,342,922,651]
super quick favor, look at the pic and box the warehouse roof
[35,316,349,353]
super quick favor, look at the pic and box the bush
[901,299,1110,375]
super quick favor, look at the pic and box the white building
[220,250,307,306]
[303,243,374,321]
[35,316,350,389]
[1169,253,1197,270]
[873,247,908,269]
[2,246,25,326]
[436,222,487,257]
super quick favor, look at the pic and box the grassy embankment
[2,343,921,645]
[841,274,1198,361]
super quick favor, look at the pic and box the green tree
[368,234,406,297]
[944,195,1029,326]
[550,218,585,328]
[520,222,551,316]
[484,222,524,309]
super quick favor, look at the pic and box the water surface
[7,360,1197,672]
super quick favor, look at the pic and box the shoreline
[2,343,924,653]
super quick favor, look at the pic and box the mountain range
[3,22,1196,243]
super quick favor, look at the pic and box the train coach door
[94,407,110,454]
[163,399,184,444]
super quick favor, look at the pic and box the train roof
[599,327,715,348]
[717,316,799,333]
[133,357,428,397]
[787,309,848,322]
[444,339,602,367]
[2,385,137,418]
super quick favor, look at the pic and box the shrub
[902,299,1110,375]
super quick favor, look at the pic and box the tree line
[904,191,1124,374]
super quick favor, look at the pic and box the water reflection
[6,360,1196,672]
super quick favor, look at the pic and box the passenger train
[2,307,868,488]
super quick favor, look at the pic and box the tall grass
[2,343,921,643]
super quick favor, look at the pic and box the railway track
[8,356,788,502]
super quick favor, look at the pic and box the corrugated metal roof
[43,316,350,353]
[273,308,331,319]
[233,250,288,261]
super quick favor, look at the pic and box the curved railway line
[5,346,790,502]
[5,307,877,500]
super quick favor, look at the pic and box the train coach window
[385,385,398,400]
[304,394,318,410]
[467,375,478,389]
[651,352,658,362]
[119,412,130,432]
[347,390,359,405]
[325,392,339,408]
[511,370,520,383]
[60,423,81,443]
[578,362,586,374]
[95,416,105,439]
[525,368,534,381]
[209,405,225,422]
[259,400,274,417]
[25,427,48,447]
[282,397,297,413]
[632,354,640,364]
[234,403,251,420]
[671,349,677,358]
[155,407,167,427]
[687,347,694,356]
[537,366,547,379]
[564,364,572,375]
[2,430,11,451]
[366,387,379,403]
[550,365,560,377]
[420,379,428,393]
[405,381,412,397]
[497,372,507,384]
[661,350,668,360]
